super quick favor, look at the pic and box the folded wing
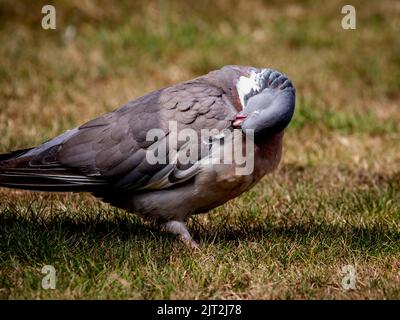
[0,79,236,193]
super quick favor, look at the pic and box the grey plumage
[0,65,295,247]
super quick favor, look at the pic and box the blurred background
[0,0,399,299]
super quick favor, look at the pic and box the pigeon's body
[118,131,283,223]
[0,65,295,247]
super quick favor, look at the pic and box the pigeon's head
[227,66,296,138]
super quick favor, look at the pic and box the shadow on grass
[0,168,398,262]
[0,207,398,263]
[193,221,400,254]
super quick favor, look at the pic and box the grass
[0,0,399,299]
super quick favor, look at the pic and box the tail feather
[0,147,107,193]
[0,147,34,163]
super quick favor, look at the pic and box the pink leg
[163,220,199,249]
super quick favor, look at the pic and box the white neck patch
[236,69,268,109]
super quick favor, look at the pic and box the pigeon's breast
[128,132,283,221]
[191,131,284,214]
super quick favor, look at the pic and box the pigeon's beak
[232,114,247,128]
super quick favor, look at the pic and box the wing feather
[0,78,236,193]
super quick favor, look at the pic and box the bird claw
[179,234,200,250]
[163,220,200,250]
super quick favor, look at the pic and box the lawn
[0,0,399,299]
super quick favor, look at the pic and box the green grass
[291,98,397,134]
[0,0,399,299]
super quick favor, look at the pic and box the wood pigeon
[0,65,295,248]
